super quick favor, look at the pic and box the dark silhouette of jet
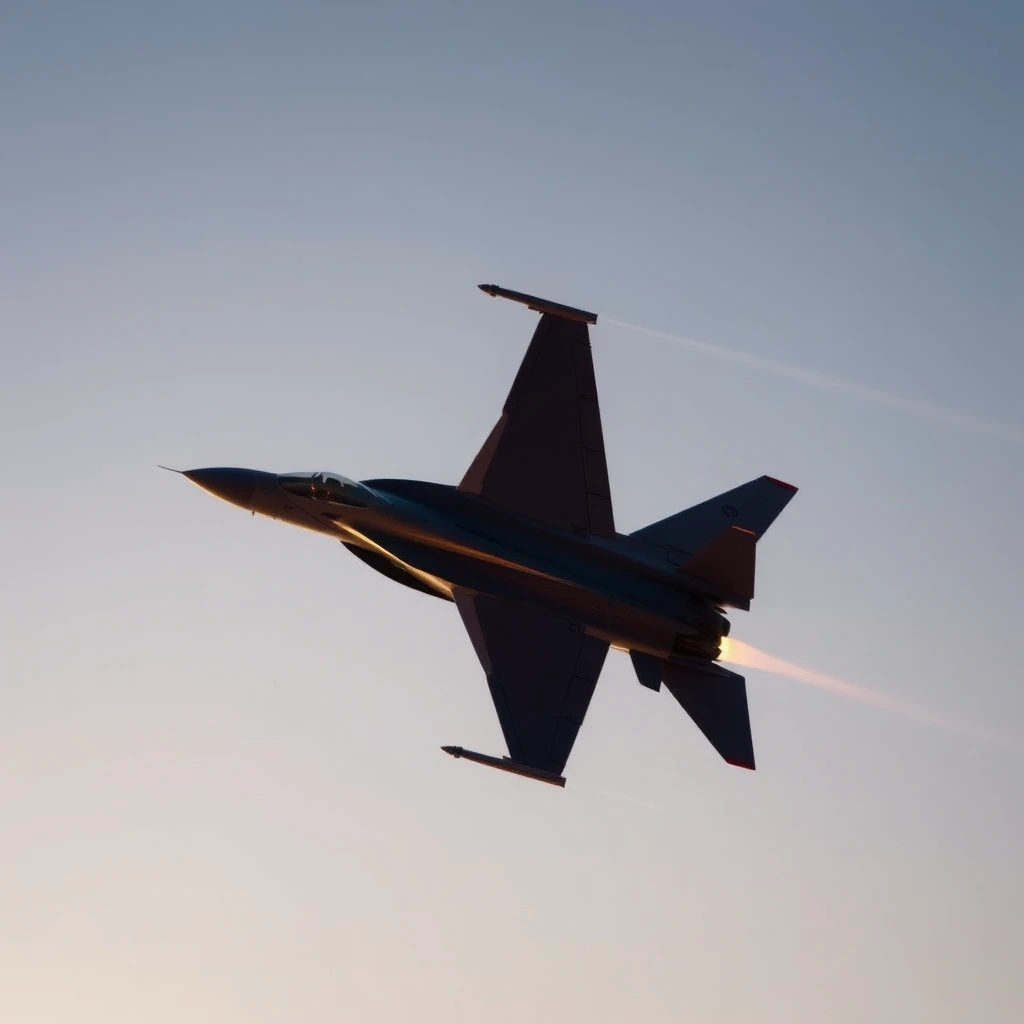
[174,285,797,787]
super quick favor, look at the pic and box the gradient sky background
[2,3,1022,1021]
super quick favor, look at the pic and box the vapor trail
[570,782,667,812]
[605,318,1024,446]
[720,637,1016,749]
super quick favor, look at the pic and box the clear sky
[2,3,1022,1021]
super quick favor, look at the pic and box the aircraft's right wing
[453,591,609,778]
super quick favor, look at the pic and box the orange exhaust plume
[719,637,1014,749]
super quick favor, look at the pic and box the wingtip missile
[441,745,567,787]
[477,283,597,325]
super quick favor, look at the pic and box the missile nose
[183,467,258,510]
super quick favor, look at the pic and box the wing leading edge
[453,592,609,778]
[459,305,615,538]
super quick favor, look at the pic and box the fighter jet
[174,284,797,787]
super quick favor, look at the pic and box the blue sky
[2,3,1022,1021]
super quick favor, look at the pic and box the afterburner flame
[719,637,1011,747]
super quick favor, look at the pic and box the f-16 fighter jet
[175,285,797,787]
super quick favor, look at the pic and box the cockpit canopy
[279,471,377,508]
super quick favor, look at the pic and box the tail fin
[630,475,797,556]
[662,660,755,769]
[679,525,756,604]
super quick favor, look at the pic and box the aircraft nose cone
[183,467,257,510]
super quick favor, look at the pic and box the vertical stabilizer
[679,525,756,603]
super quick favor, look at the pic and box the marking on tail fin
[630,474,798,556]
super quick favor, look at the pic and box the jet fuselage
[190,467,730,663]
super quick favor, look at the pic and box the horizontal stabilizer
[680,526,756,603]
[663,661,755,769]
[630,475,797,555]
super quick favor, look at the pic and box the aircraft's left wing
[454,591,609,778]
[459,298,615,539]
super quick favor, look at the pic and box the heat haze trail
[720,637,1015,749]
[606,318,1024,446]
